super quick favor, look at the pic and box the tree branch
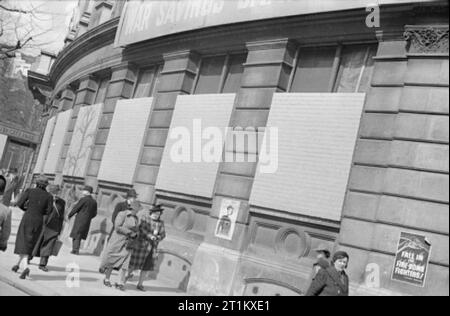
[0,4,31,14]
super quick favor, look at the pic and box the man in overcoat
[111,189,138,228]
[0,175,11,252]
[68,185,97,255]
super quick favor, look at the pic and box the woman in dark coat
[32,184,66,272]
[99,200,140,291]
[68,185,97,255]
[305,251,350,296]
[128,204,166,292]
[12,175,53,279]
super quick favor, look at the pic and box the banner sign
[0,124,40,144]
[391,232,432,287]
[115,0,433,47]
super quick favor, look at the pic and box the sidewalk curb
[0,266,60,296]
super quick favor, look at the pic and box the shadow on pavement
[30,275,99,283]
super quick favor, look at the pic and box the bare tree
[64,107,98,178]
[0,0,64,59]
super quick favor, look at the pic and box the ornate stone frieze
[404,25,449,54]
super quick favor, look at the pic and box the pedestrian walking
[128,204,166,292]
[108,189,138,241]
[32,184,66,272]
[305,251,350,296]
[99,200,140,291]
[12,175,53,279]
[111,189,138,226]
[2,168,19,207]
[312,244,331,275]
[0,175,12,253]
[68,185,97,255]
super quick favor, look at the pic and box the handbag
[126,237,139,250]
[52,240,63,256]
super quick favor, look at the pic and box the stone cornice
[246,38,296,52]
[404,25,449,55]
[49,17,120,89]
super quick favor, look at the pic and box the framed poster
[215,199,241,241]
[392,232,432,287]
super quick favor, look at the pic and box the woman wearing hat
[12,175,53,279]
[128,204,166,291]
[305,251,350,296]
[99,200,140,291]
[31,184,66,272]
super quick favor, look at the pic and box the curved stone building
[30,0,449,296]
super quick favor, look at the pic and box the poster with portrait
[391,232,432,287]
[215,199,241,240]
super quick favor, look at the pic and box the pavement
[0,207,188,296]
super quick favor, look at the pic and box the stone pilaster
[339,25,449,296]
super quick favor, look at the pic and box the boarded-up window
[250,93,365,221]
[156,94,235,198]
[290,47,336,93]
[63,103,103,177]
[43,110,73,174]
[98,98,153,184]
[133,66,161,98]
[33,116,57,174]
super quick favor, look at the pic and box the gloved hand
[0,245,7,252]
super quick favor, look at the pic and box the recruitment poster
[391,232,432,287]
[215,198,241,241]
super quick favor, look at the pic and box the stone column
[187,39,296,296]
[339,25,449,296]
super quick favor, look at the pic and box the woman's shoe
[115,283,125,291]
[11,265,19,273]
[136,285,146,292]
[38,266,49,272]
[103,279,112,288]
[125,273,134,283]
[19,268,30,279]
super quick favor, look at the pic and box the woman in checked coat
[127,204,166,291]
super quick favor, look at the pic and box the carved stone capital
[404,25,449,54]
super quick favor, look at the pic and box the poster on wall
[391,232,432,287]
[215,199,241,241]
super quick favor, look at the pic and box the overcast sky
[1,0,78,56]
